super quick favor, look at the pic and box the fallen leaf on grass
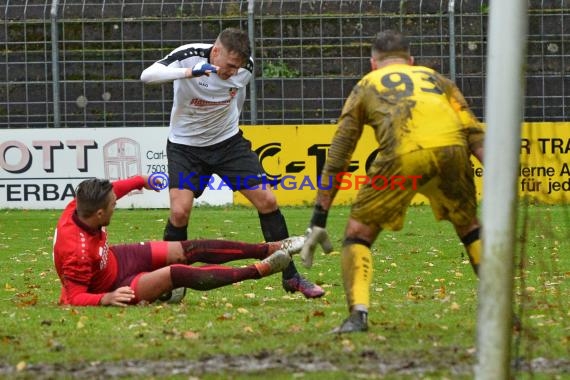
[371,335,387,342]
[217,313,234,321]
[183,331,200,340]
[15,291,38,306]
[1,335,17,344]
[436,285,446,299]
[47,339,64,352]
[289,325,302,333]
[77,316,88,329]
[341,339,355,352]
[530,314,545,319]
[406,286,424,300]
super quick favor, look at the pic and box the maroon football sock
[170,264,261,291]
[180,240,268,264]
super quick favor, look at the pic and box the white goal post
[477,0,528,379]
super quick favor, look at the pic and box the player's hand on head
[191,62,218,77]
[301,205,333,268]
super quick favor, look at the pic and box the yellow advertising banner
[485,122,570,204]
[235,123,570,206]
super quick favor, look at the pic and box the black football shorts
[166,130,267,198]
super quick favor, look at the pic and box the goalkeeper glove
[301,205,333,268]
[191,62,217,77]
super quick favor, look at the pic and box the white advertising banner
[0,128,232,209]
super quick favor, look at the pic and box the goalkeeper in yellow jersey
[300,30,485,333]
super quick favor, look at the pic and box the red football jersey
[53,176,145,305]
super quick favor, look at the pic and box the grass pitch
[0,204,568,379]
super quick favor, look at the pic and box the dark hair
[217,27,251,65]
[371,30,410,59]
[75,178,113,217]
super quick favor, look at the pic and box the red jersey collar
[72,211,101,236]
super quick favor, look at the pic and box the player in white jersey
[140,27,324,299]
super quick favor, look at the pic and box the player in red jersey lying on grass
[52,175,304,306]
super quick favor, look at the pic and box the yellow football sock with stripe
[341,243,373,310]
[461,228,481,275]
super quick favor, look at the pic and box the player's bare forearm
[471,142,484,165]
[466,128,485,165]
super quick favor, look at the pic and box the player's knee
[343,237,372,248]
[344,219,381,244]
[170,206,191,225]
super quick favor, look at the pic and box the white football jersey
[141,43,253,147]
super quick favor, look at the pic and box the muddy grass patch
[2,349,569,379]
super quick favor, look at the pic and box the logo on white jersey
[190,98,232,107]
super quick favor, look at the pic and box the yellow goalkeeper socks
[341,243,373,310]
[461,228,481,275]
